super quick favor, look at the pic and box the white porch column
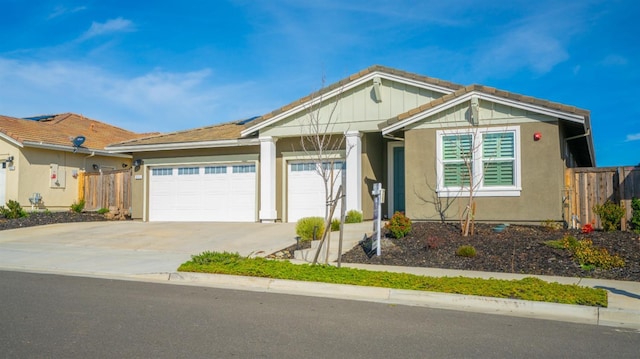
[259,136,278,222]
[345,131,362,212]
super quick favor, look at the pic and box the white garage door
[149,163,256,222]
[0,163,6,205]
[287,161,343,222]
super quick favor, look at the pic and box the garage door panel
[287,162,343,222]
[149,164,256,222]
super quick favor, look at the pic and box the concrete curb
[166,272,640,329]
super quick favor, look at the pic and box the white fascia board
[382,93,473,135]
[240,71,457,137]
[476,93,586,124]
[0,133,24,148]
[382,91,587,135]
[106,138,261,153]
[23,141,132,158]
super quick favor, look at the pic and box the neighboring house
[107,65,594,223]
[0,113,145,211]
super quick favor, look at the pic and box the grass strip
[178,251,607,307]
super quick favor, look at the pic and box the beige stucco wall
[0,140,131,211]
[130,146,260,220]
[405,120,565,223]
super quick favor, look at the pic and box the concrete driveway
[0,221,298,276]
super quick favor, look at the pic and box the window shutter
[482,132,515,186]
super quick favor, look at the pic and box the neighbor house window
[436,127,520,197]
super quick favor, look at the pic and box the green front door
[393,146,405,213]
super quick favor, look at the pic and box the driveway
[0,221,298,276]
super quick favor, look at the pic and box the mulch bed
[0,211,110,231]
[340,222,640,282]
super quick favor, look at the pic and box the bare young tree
[299,77,352,264]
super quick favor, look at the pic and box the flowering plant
[581,223,594,234]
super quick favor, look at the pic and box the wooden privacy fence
[79,169,132,211]
[564,166,640,230]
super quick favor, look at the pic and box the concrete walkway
[0,220,638,329]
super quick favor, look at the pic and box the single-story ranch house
[0,113,145,210]
[107,65,594,223]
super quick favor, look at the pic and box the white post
[259,137,277,222]
[345,131,362,212]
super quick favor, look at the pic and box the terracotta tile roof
[0,113,148,150]
[379,84,591,129]
[246,65,464,129]
[111,120,252,147]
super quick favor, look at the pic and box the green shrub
[97,207,110,214]
[385,211,412,238]
[70,199,86,213]
[456,245,477,257]
[562,236,624,270]
[345,210,363,223]
[630,198,640,233]
[0,200,28,219]
[593,201,625,232]
[331,218,341,231]
[296,217,325,241]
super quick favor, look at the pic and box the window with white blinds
[436,127,521,197]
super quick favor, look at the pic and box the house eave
[23,141,132,158]
[106,138,261,153]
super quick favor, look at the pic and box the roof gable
[380,84,591,134]
[240,65,463,137]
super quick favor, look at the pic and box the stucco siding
[405,121,565,223]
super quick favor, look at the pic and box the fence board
[565,166,640,230]
[80,169,132,211]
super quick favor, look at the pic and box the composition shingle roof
[0,113,148,150]
[111,120,251,147]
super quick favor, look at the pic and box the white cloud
[79,17,136,41]
[48,5,87,19]
[625,133,640,142]
[0,57,257,132]
[601,54,628,66]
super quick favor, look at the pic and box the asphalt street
[1,271,638,358]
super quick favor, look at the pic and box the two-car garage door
[149,163,256,222]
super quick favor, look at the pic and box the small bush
[331,218,341,231]
[562,235,624,270]
[296,217,325,241]
[456,245,477,257]
[593,201,625,232]
[97,207,110,214]
[541,219,562,231]
[0,200,28,219]
[425,236,443,250]
[581,223,594,234]
[345,210,363,223]
[70,199,86,213]
[385,211,412,238]
[630,198,640,233]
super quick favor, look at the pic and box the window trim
[436,126,521,197]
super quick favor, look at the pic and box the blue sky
[1,0,638,166]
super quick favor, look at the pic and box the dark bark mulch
[340,222,640,282]
[0,211,109,231]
